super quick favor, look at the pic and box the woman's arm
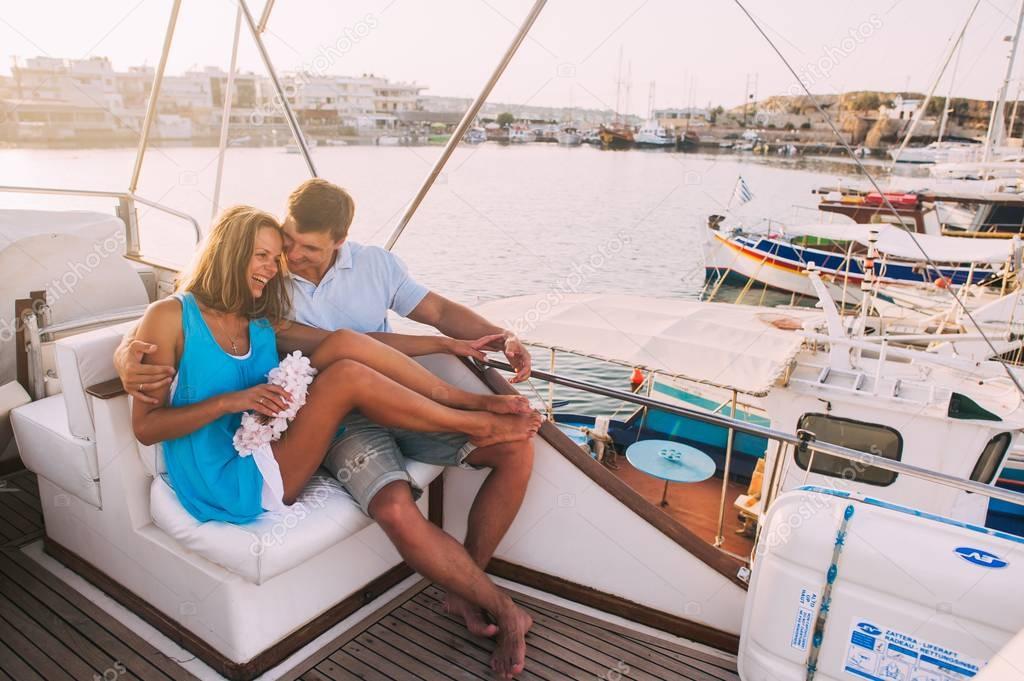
[132,300,289,446]
[274,319,330,356]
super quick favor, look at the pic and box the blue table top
[625,439,716,483]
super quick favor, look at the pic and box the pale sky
[1,0,1022,113]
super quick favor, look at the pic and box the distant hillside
[732,91,998,130]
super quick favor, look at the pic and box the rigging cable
[731,0,1024,399]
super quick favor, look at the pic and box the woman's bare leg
[311,330,529,415]
[271,359,541,502]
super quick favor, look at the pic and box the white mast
[614,46,623,123]
[937,27,965,143]
[891,0,980,163]
[985,0,1024,162]
[624,61,632,121]
[1008,80,1023,141]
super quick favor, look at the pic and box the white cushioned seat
[13,320,140,509]
[12,394,101,507]
[55,320,139,441]
[150,460,442,584]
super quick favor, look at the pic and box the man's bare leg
[370,481,532,678]
[443,439,534,638]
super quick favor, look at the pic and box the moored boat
[556,126,582,146]
[677,130,700,150]
[598,123,634,149]
[634,120,675,148]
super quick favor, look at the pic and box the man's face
[281,215,342,280]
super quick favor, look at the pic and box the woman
[132,205,540,523]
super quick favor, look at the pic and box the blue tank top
[162,292,279,523]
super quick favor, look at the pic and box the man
[116,179,536,678]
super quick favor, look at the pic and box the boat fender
[591,416,612,461]
[629,367,645,390]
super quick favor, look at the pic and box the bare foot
[470,412,542,448]
[492,602,533,679]
[444,592,498,637]
[480,394,532,415]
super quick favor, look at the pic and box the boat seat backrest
[54,320,138,441]
[137,441,167,477]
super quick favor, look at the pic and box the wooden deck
[608,455,754,557]
[0,470,44,549]
[285,583,740,681]
[0,469,740,681]
[0,470,196,681]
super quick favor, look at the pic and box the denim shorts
[321,411,477,515]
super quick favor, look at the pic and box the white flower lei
[233,351,318,456]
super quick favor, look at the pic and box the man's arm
[407,291,531,382]
[277,318,492,359]
[114,322,177,405]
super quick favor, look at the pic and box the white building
[3,54,430,142]
[654,107,710,130]
[885,95,922,121]
[10,56,122,111]
[280,72,424,130]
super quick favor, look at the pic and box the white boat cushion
[55,320,139,441]
[150,461,443,584]
[1,232,148,386]
[11,394,101,508]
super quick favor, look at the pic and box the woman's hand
[220,385,292,418]
[445,333,507,361]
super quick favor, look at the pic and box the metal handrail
[484,358,1024,507]
[384,0,548,251]
[0,185,124,199]
[0,185,201,245]
[239,0,317,177]
[130,193,201,242]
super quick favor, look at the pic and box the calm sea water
[0,144,918,414]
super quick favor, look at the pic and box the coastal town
[0,54,1014,154]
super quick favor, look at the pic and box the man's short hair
[287,179,355,241]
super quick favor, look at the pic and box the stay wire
[731,0,1024,399]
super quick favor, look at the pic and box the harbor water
[0,144,923,414]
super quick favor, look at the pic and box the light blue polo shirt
[289,241,429,332]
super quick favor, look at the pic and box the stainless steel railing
[0,185,201,256]
[483,358,1024,509]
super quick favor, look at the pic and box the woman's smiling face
[247,226,283,299]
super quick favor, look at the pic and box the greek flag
[733,176,754,205]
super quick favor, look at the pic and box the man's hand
[502,335,532,383]
[445,333,506,362]
[117,340,175,405]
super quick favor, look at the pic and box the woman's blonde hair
[177,205,290,323]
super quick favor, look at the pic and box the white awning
[771,223,1015,264]
[475,294,822,395]
[873,228,1016,264]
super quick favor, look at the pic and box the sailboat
[1,2,1024,680]
[600,47,635,150]
[892,1,1022,166]
[635,83,675,148]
